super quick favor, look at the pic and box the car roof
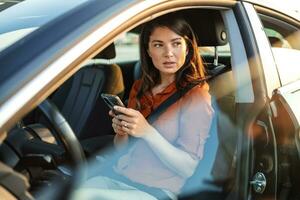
[245,0,300,21]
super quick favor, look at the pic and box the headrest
[94,43,116,59]
[131,9,227,47]
[179,9,228,46]
[268,36,283,47]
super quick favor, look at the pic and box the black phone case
[101,94,124,112]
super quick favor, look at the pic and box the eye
[173,42,182,47]
[153,43,163,48]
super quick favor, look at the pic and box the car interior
[0,8,240,200]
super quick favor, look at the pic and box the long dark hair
[136,14,206,109]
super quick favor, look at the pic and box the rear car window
[259,13,300,86]
[113,32,139,62]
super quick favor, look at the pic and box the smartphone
[101,93,125,114]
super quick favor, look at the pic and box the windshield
[0,0,89,52]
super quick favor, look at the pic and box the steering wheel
[38,99,85,167]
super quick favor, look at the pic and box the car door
[271,81,300,200]
[233,2,284,199]
[254,4,300,199]
[180,2,280,199]
[243,1,300,200]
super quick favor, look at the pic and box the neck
[159,73,175,86]
[151,73,175,95]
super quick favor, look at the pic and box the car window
[199,44,231,57]
[264,28,291,48]
[113,32,231,63]
[272,48,300,85]
[77,8,240,198]
[259,14,300,86]
[259,13,300,50]
[113,32,140,62]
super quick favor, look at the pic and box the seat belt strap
[128,82,200,148]
[147,82,200,124]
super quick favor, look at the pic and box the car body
[0,0,299,199]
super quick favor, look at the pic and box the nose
[164,45,174,58]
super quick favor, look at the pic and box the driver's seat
[50,43,124,140]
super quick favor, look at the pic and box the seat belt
[147,82,201,124]
[146,65,229,123]
[128,82,202,147]
[125,82,202,200]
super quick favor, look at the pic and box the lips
[163,61,176,67]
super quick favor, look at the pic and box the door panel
[271,81,300,200]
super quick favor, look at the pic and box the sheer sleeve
[176,84,214,160]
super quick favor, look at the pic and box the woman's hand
[109,110,127,136]
[113,106,199,178]
[109,110,129,148]
[112,106,154,138]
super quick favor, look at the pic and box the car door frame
[232,2,282,199]
[253,3,300,199]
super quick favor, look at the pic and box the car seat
[268,36,284,47]
[50,43,124,140]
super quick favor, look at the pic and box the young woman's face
[147,26,188,78]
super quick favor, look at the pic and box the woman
[73,14,214,200]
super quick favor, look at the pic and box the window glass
[272,48,300,85]
[264,28,291,48]
[260,14,300,50]
[259,14,300,85]
[113,33,231,63]
[113,32,139,62]
[199,44,230,57]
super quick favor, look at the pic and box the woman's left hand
[113,106,154,138]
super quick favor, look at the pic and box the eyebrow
[151,38,182,43]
